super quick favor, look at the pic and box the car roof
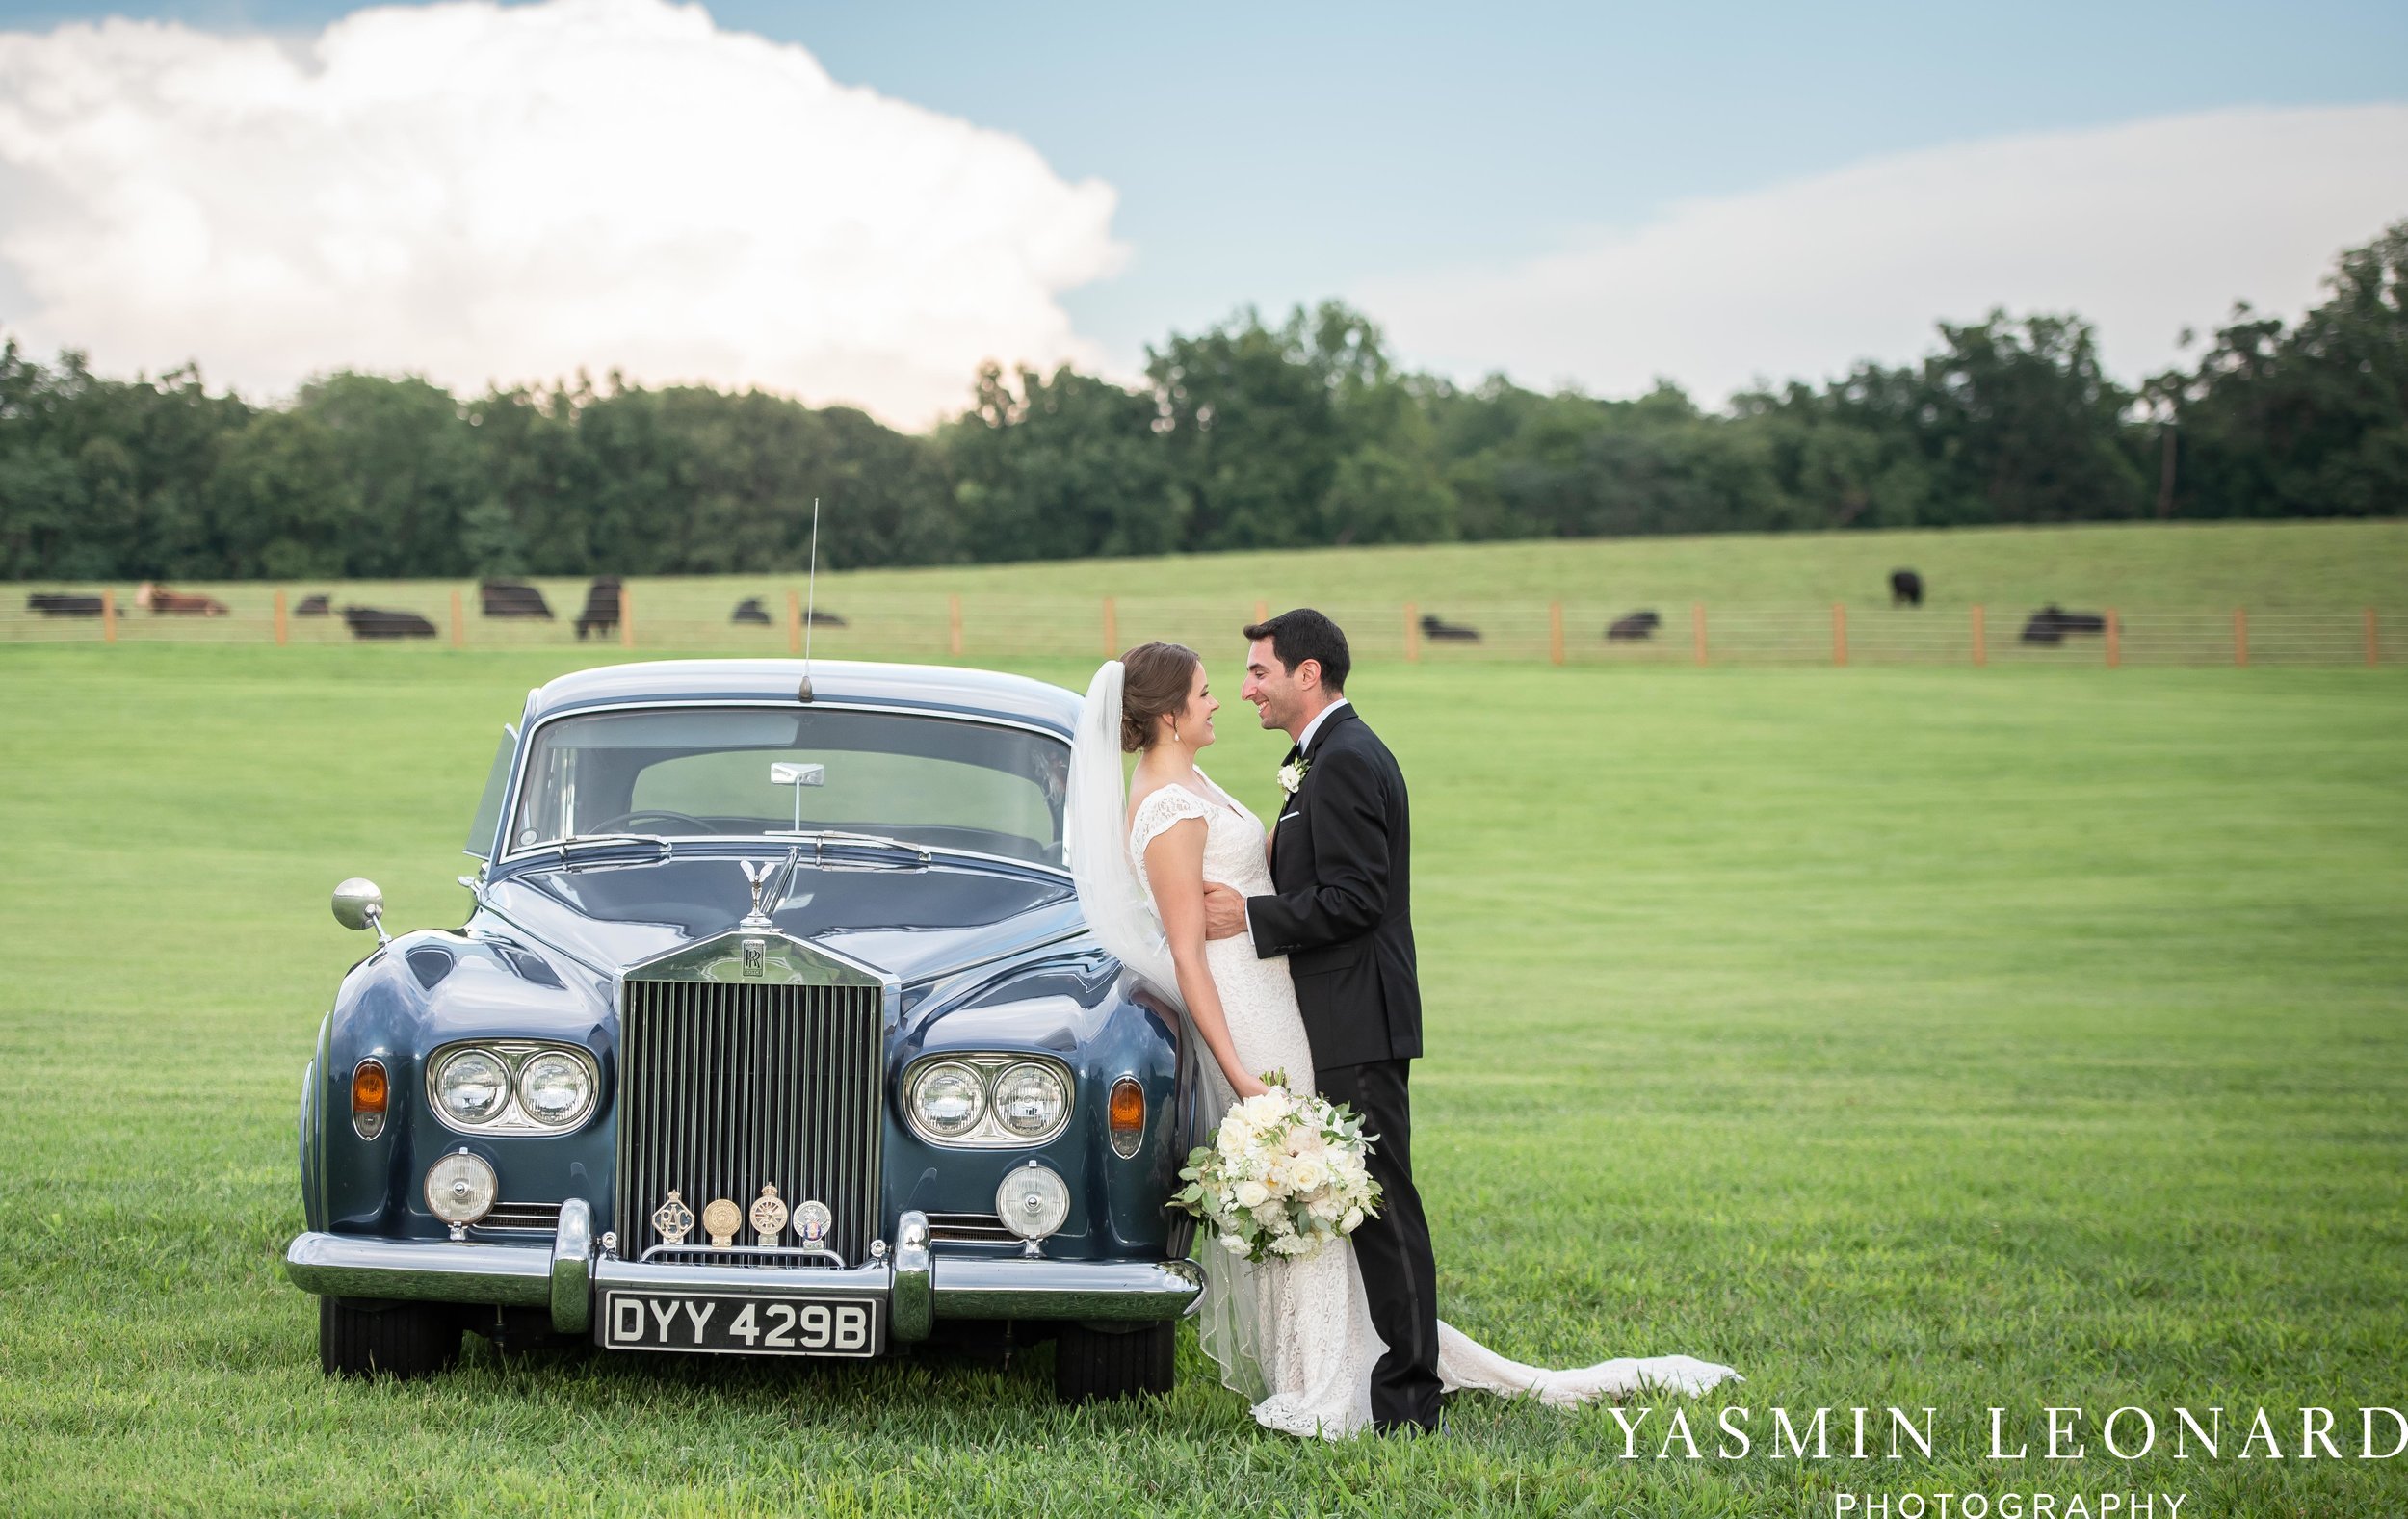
[524,659,1082,737]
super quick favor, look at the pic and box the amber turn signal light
[351,1058,389,1139]
[1108,1076,1144,1159]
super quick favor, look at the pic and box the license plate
[599,1290,881,1358]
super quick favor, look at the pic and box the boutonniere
[1277,757,1311,795]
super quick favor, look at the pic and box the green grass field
[2,643,2404,1515]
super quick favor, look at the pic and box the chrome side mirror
[332,877,390,945]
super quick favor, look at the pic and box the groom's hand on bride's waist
[1201,882,1249,941]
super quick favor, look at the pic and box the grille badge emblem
[741,938,765,978]
[702,1197,743,1248]
[650,1190,694,1245]
[797,1199,833,1247]
[751,1183,790,1247]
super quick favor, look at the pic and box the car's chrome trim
[929,1256,1201,1323]
[620,926,890,989]
[550,1198,594,1333]
[284,1231,551,1307]
[891,1210,932,1341]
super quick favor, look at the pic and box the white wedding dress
[1123,770,1741,1438]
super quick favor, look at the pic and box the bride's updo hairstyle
[1119,642,1200,753]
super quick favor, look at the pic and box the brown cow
[135,582,229,616]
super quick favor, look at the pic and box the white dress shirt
[1295,697,1350,758]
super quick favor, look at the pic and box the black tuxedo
[1244,702,1443,1430]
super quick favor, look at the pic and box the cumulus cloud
[1362,105,2408,406]
[0,0,1125,426]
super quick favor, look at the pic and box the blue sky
[1,1,2401,419]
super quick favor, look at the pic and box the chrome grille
[925,1211,1017,1245]
[615,978,884,1268]
[475,1201,563,1234]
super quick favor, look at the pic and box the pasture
[1,642,2403,1516]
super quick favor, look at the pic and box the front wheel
[1053,1321,1175,1403]
[319,1296,462,1380]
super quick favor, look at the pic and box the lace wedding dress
[1124,770,1741,1438]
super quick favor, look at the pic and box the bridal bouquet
[1172,1074,1383,1264]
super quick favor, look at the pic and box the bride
[1068,642,1741,1438]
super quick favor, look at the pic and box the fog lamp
[994,1161,1069,1256]
[424,1149,497,1240]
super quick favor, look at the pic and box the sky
[0,0,2402,425]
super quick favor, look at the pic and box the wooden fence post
[948,594,963,657]
[1832,603,1848,667]
[2233,608,2248,667]
[2368,609,2381,668]
[1971,604,1986,667]
[275,589,288,647]
[1403,603,1421,664]
[450,588,464,648]
[102,588,116,644]
[1103,596,1117,657]
[620,585,635,649]
[1548,602,1565,666]
[2107,608,2121,668]
[1691,603,1708,666]
[788,589,801,655]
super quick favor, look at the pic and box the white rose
[1308,1193,1343,1222]
[1233,1180,1269,1209]
[1219,1232,1250,1255]
[1287,1157,1329,1194]
[1242,1093,1286,1125]
[1251,1202,1286,1230]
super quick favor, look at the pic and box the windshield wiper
[547,833,673,869]
[765,828,931,866]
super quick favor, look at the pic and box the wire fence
[3,583,2397,668]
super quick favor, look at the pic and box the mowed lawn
[1,645,2402,1516]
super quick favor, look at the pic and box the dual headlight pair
[428,1042,597,1134]
[904,1055,1072,1146]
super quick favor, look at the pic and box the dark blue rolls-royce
[284,659,1199,1400]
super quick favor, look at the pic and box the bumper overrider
[283,1203,1202,1344]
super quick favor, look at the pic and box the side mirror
[332,877,390,945]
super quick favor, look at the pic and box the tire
[319,1296,462,1380]
[1053,1321,1175,1403]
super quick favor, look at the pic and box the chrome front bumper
[283,1204,1201,1341]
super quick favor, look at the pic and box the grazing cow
[294,594,332,616]
[1419,613,1481,642]
[575,577,622,641]
[26,592,103,617]
[480,579,555,619]
[731,597,772,625]
[135,581,229,615]
[809,608,848,627]
[2019,604,2108,645]
[1890,569,1924,608]
[342,607,438,640]
[1606,610,1662,642]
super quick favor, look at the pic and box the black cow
[481,579,555,619]
[26,592,102,617]
[732,597,772,626]
[809,608,848,627]
[575,577,622,641]
[2019,604,2108,645]
[1891,569,1924,608]
[343,607,438,640]
[1607,610,1662,642]
[1419,613,1481,642]
[294,594,332,616]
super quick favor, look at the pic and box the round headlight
[909,1061,985,1140]
[995,1162,1069,1242]
[516,1050,592,1128]
[434,1048,510,1125]
[992,1061,1067,1139]
[424,1150,497,1227]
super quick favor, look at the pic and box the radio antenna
[798,496,820,703]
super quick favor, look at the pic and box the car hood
[479,855,1085,986]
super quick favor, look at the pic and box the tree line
[3,223,2400,583]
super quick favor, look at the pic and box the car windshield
[509,706,1068,865]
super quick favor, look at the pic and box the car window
[509,706,1068,864]
[464,728,514,860]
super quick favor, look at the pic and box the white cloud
[1361,105,2408,406]
[0,0,1125,426]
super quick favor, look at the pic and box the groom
[1201,608,1443,1434]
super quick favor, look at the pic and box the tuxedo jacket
[1246,704,1423,1069]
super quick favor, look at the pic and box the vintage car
[284,659,1201,1401]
